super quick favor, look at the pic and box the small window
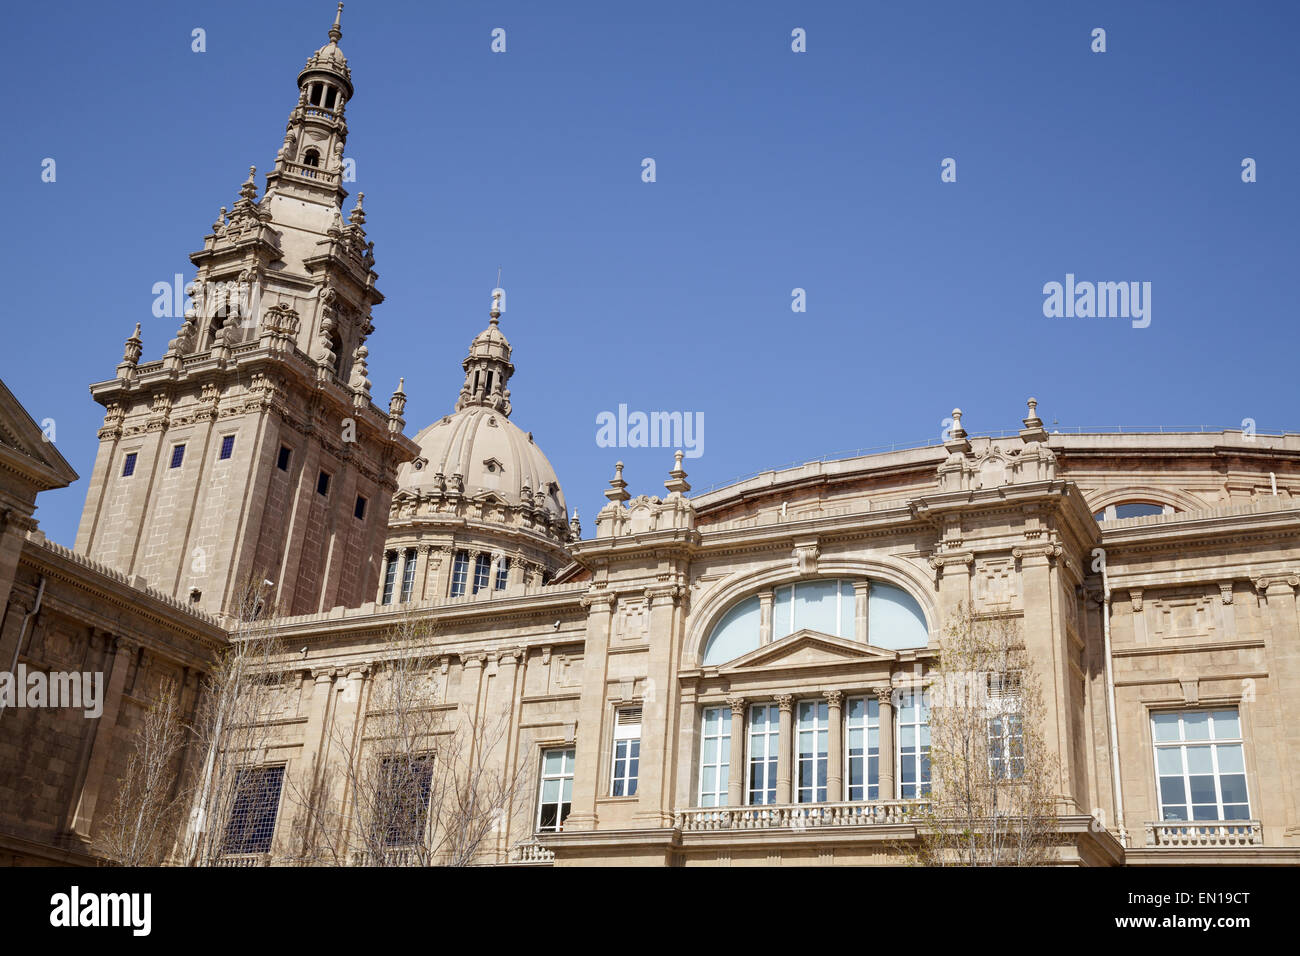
[317,471,331,496]
[449,551,469,597]
[354,495,367,520]
[611,707,642,797]
[471,553,491,594]
[494,556,510,591]
[170,445,186,469]
[309,83,323,106]
[277,445,292,471]
[303,148,320,168]
[399,548,417,603]
[122,452,138,477]
[324,86,338,109]
[380,551,399,606]
[219,435,236,460]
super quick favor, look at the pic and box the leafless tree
[181,583,286,867]
[910,603,1060,866]
[94,687,189,866]
[286,614,534,866]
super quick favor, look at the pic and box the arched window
[1094,501,1173,522]
[302,148,320,168]
[701,579,928,666]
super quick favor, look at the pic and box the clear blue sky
[3,0,1297,548]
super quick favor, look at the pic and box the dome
[399,401,567,523]
[297,4,353,95]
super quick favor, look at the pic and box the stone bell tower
[74,4,420,619]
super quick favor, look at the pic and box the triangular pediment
[0,378,78,491]
[717,629,898,673]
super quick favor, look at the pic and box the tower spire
[329,2,343,45]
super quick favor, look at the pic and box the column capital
[825,689,843,708]
[874,685,893,706]
[776,694,793,713]
[727,695,746,717]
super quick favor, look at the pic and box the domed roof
[399,406,568,522]
[396,290,568,528]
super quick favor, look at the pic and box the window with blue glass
[797,699,829,803]
[380,551,398,605]
[1152,709,1249,821]
[897,690,931,798]
[846,695,880,801]
[698,707,731,807]
[169,444,186,469]
[610,707,641,797]
[748,703,780,805]
[219,434,236,460]
[121,452,138,477]
[471,553,491,594]
[399,548,417,603]
[449,551,469,597]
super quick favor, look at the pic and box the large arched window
[702,579,928,666]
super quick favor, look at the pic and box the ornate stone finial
[389,377,407,417]
[489,287,503,325]
[329,2,344,44]
[349,191,366,227]
[951,407,966,440]
[664,449,691,494]
[213,206,227,234]
[604,461,631,503]
[240,166,258,202]
[1024,397,1042,428]
[121,323,143,365]
[569,508,582,538]
[1020,396,1049,445]
[349,344,371,395]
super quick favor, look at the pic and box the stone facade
[2,9,1299,868]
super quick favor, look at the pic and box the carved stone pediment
[717,629,897,674]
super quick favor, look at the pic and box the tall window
[897,690,931,799]
[537,747,575,832]
[797,699,829,803]
[170,444,186,469]
[399,548,417,603]
[846,696,880,801]
[1152,709,1249,821]
[380,551,399,605]
[494,556,510,591]
[219,434,236,460]
[317,470,331,496]
[611,707,641,797]
[221,765,285,856]
[988,713,1025,780]
[472,553,491,594]
[449,551,469,597]
[748,703,780,805]
[375,755,434,848]
[121,452,137,477]
[276,445,291,471]
[698,706,732,807]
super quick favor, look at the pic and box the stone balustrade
[675,800,929,832]
[510,841,556,864]
[1144,821,1262,847]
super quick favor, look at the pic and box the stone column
[633,586,683,826]
[727,696,746,806]
[562,593,616,831]
[71,636,135,839]
[826,690,843,802]
[775,694,794,804]
[293,668,338,819]
[434,546,454,600]
[876,686,895,801]
[758,590,774,644]
[415,545,433,601]
[854,581,871,643]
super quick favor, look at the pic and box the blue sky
[3,0,1297,547]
